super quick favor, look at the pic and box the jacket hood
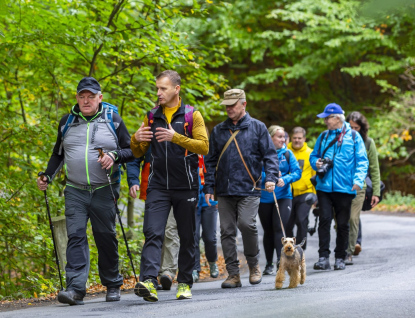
[288,141,309,153]
[276,143,287,156]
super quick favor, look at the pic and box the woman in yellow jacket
[286,127,316,250]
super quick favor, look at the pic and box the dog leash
[261,186,287,238]
[272,191,286,239]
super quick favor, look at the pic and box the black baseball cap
[77,77,101,94]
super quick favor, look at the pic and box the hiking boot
[209,262,219,278]
[313,257,331,270]
[345,254,353,266]
[192,270,199,283]
[353,244,362,256]
[249,264,262,285]
[134,280,158,302]
[263,263,274,275]
[221,274,242,288]
[159,274,173,290]
[106,287,121,302]
[57,289,84,306]
[334,258,346,270]
[176,283,192,300]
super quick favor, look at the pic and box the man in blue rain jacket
[310,103,368,271]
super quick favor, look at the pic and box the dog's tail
[295,238,306,249]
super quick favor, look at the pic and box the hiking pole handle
[94,147,105,159]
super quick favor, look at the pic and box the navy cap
[317,103,344,118]
[77,77,101,94]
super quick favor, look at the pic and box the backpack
[361,137,386,211]
[147,104,194,138]
[59,102,124,179]
[284,151,290,164]
[60,102,120,153]
[139,105,196,200]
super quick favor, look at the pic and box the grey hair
[333,114,345,122]
[239,98,246,104]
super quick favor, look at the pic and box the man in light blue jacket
[310,103,368,271]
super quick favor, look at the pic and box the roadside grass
[373,191,415,213]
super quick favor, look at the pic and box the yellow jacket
[287,142,316,197]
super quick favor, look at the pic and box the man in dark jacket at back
[204,89,279,288]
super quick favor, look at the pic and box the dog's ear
[293,237,296,244]
[281,237,286,244]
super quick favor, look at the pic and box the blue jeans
[194,205,218,272]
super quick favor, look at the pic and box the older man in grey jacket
[37,77,133,305]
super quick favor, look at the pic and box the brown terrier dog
[275,237,306,289]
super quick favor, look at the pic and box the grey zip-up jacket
[44,103,134,187]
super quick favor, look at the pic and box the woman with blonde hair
[259,125,302,275]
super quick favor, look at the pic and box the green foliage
[0,0,227,299]
[1,0,415,299]
[383,191,415,207]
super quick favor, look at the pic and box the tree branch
[89,0,126,76]
[389,148,415,166]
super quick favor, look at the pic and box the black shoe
[263,263,274,275]
[156,284,163,290]
[345,254,353,266]
[313,257,331,270]
[334,258,346,270]
[159,274,173,290]
[57,290,84,306]
[106,287,121,302]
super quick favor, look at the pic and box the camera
[316,158,333,178]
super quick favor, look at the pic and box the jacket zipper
[86,122,90,185]
[165,121,169,190]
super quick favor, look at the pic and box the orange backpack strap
[198,155,206,185]
[139,162,151,200]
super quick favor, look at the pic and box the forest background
[1,0,415,299]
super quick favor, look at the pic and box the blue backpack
[61,102,120,148]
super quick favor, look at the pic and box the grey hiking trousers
[218,196,260,275]
[64,185,123,297]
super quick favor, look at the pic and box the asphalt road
[2,212,415,318]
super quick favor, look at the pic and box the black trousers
[140,188,198,287]
[317,191,354,259]
[258,198,292,263]
[64,185,123,297]
[286,193,312,250]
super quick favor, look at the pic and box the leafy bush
[374,191,415,212]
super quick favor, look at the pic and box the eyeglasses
[324,115,336,120]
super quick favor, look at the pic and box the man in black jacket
[130,70,209,301]
[36,77,134,305]
[204,89,279,288]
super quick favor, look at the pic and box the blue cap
[317,103,344,118]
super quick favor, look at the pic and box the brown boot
[221,274,242,288]
[353,244,362,256]
[249,264,262,285]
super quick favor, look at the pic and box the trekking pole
[95,148,138,283]
[38,172,64,291]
